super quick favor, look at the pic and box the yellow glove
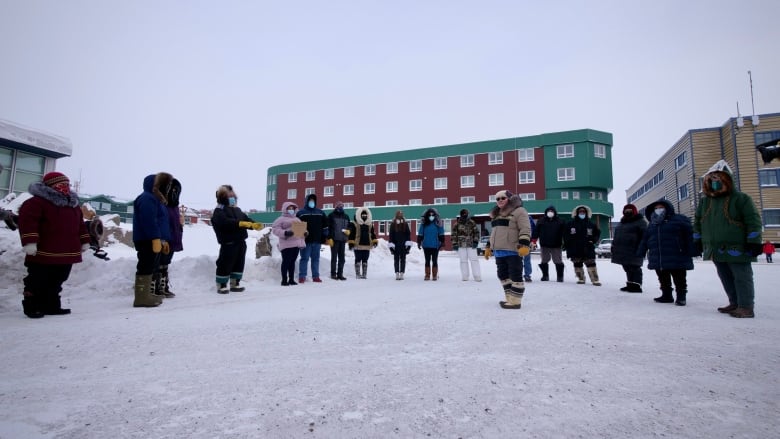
[251,222,263,230]
[483,247,492,260]
[342,229,350,237]
[238,221,253,229]
[372,239,378,248]
[326,238,334,247]
[517,245,530,257]
[161,240,171,255]
[152,238,162,254]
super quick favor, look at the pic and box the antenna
[749,70,759,126]
[736,101,744,128]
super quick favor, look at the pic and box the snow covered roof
[0,119,73,157]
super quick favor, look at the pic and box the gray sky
[2,0,778,212]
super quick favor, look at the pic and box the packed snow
[0,217,778,438]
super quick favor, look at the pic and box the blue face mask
[578,213,586,220]
[308,201,315,208]
[711,181,722,191]
[228,197,236,206]
[428,215,435,222]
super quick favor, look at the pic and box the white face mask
[654,208,665,217]
[546,211,554,218]
[428,215,435,222]
[396,219,401,224]
[578,213,586,220]
[287,209,295,215]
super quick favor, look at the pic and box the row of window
[628,169,665,204]
[0,146,46,197]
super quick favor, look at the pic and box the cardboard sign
[292,221,307,238]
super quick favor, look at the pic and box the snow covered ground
[0,220,778,438]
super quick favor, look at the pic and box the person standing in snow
[611,203,647,293]
[483,190,532,309]
[133,172,173,307]
[296,193,328,283]
[388,209,412,280]
[271,201,306,286]
[211,184,263,294]
[157,178,183,298]
[763,241,775,263]
[326,201,350,280]
[636,200,694,305]
[522,217,535,282]
[417,207,445,281]
[347,206,377,279]
[532,205,566,282]
[694,160,762,318]
[17,172,90,318]
[563,205,601,286]
[451,208,482,282]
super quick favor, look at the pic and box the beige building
[625,111,780,243]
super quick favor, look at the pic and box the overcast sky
[2,0,779,212]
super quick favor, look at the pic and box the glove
[152,239,162,253]
[161,240,171,255]
[746,242,763,257]
[23,243,37,256]
[483,247,492,260]
[390,248,396,255]
[238,221,254,229]
[517,245,530,257]
[343,229,350,237]
[81,243,91,253]
[372,240,378,248]
[251,222,263,230]
[349,243,354,250]
[693,240,703,256]
[284,230,294,237]
[326,238,334,247]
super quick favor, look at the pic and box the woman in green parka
[693,160,763,318]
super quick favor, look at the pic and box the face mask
[711,181,722,191]
[654,208,665,217]
[428,215,435,222]
[308,201,315,208]
[361,214,368,221]
[228,197,236,206]
[546,211,554,219]
[460,214,468,220]
[578,213,586,220]
[396,219,401,224]
[287,209,295,215]
[52,183,70,196]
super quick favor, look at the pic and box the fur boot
[134,275,162,307]
[586,266,601,286]
[159,265,175,298]
[432,266,439,281]
[361,262,368,279]
[574,266,586,284]
[424,266,431,281]
[729,307,754,318]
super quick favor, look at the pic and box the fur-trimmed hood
[28,181,80,208]
[489,194,523,219]
[354,206,373,225]
[281,201,298,216]
[702,160,734,198]
[643,199,675,222]
[144,173,173,205]
[421,207,441,225]
[570,205,592,218]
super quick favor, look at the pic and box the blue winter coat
[636,200,694,270]
[417,209,444,249]
[133,174,171,242]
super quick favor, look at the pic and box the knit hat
[622,204,637,216]
[43,172,69,187]
[460,208,469,216]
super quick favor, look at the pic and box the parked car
[595,238,613,258]
[476,236,490,255]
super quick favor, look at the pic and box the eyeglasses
[496,197,507,201]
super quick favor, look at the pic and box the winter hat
[460,208,469,216]
[335,201,344,209]
[622,204,637,216]
[43,172,69,187]
[494,190,512,200]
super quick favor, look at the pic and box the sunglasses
[496,197,507,201]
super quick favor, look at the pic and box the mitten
[326,238,334,247]
[23,243,37,256]
[372,240,378,248]
[238,221,253,229]
[251,222,263,230]
[161,240,171,255]
[483,247,492,260]
[152,239,162,253]
[517,245,530,257]
[81,243,91,253]
[388,242,396,250]
[746,242,763,257]
[284,230,294,237]
[342,229,350,237]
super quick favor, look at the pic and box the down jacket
[637,200,694,270]
[611,212,647,266]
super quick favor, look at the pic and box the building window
[763,209,780,226]
[598,192,603,200]
[344,202,354,208]
[519,193,536,201]
[386,200,398,206]
[594,144,606,158]
[409,199,422,205]
[561,191,569,199]
[410,179,422,191]
[268,174,277,185]
[364,182,375,194]
[434,157,447,170]
[324,169,334,180]
[288,172,297,182]
[460,175,475,188]
[324,186,334,197]
[343,184,354,195]
[675,151,687,170]
[322,203,333,209]
[410,160,422,172]
[433,197,447,204]
[305,188,315,196]
[287,189,297,199]
[344,166,354,178]
[306,171,316,181]
[461,196,475,203]
[557,144,574,158]
[434,177,447,190]
[386,162,398,174]
[759,169,779,187]
[365,164,376,176]
[557,167,575,181]
[678,184,689,200]
[386,181,398,193]
[518,171,535,184]
[379,221,387,235]
[572,191,580,200]
[461,154,475,167]
[489,173,504,186]
[488,151,503,165]
[518,148,534,162]
[364,201,375,207]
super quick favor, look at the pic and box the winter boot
[395,272,401,280]
[654,289,674,303]
[675,290,687,306]
[555,263,565,282]
[361,262,368,279]
[619,282,631,292]
[44,295,71,315]
[230,278,245,292]
[432,266,439,281]
[151,273,165,300]
[134,275,162,307]
[539,263,549,281]
[586,266,601,286]
[717,303,738,313]
[729,307,755,318]
[217,283,229,294]
[281,275,289,286]
[574,266,586,284]
[424,266,431,281]
[355,263,362,279]
[622,282,642,293]
[399,272,404,280]
[159,265,175,298]
[22,292,44,319]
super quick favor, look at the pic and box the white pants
[457,247,482,281]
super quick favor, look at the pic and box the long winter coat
[532,206,565,248]
[133,173,172,243]
[451,217,480,249]
[563,205,600,260]
[271,201,306,251]
[417,208,444,249]
[327,208,351,242]
[18,182,90,265]
[348,207,377,250]
[693,161,762,263]
[637,200,694,270]
[388,218,411,250]
[488,195,531,252]
[611,213,647,266]
[296,193,329,244]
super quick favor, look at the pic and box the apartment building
[625,111,780,243]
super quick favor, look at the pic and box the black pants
[496,255,523,282]
[423,248,439,267]
[354,249,370,264]
[655,269,687,294]
[393,249,407,273]
[281,247,299,281]
[216,241,247,283]
[23,262,73,311]
[622,264,643,285]
[135,240,161,276]
[330,240,346,276]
